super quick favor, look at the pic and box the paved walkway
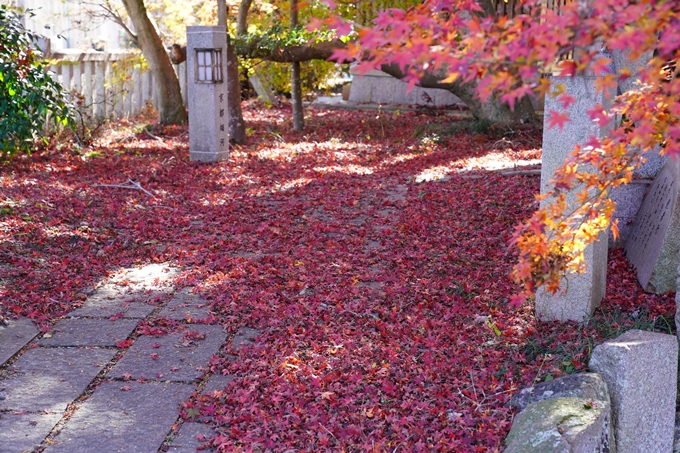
[0,264,259,452]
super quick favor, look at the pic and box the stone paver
[108,264,179,293]
[201,373,234,395]
[68,285,156,319]
[43,381,194,453]
[159,288,211,321]
[108,325,226,382]
[231,327,261,351]
[0,347,116,412]
[0,412,62,453]
[167,422,214,453]
[0,317,38,366]
[39,318,138,347]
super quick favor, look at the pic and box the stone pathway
[0,264,260,453]
[0,180,412,453]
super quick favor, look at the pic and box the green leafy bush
[0,6,72,156]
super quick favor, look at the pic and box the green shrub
[0,6,72,156]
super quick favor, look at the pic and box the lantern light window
[195,48,223,83]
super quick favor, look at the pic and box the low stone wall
[348,69,465,107]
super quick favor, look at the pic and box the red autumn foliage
[0,103,673,451]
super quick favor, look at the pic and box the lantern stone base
[189,149,229,163]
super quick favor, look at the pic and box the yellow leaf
[441,73,459,84]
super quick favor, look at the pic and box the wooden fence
[48,50,187,121]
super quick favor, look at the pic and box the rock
[511,373,609,413]
[505,397,613,453]
[589,329,677,453]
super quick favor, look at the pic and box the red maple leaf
[546,109,570,131]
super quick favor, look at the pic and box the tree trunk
[226,42,247,143]
[217,0,246,143]
[120,0,186,124]
[237,0,253,36]
[290,0,304,131]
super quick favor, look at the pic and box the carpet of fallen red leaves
[0,102,675,452]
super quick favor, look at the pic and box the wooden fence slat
[61,64,71,92]
[105,58,114,119]
[83,61,93,117]
[179,62,187,105]
[132,68,142,115]
[94,60,106,120]
[47,50,191,121]
[72,62,82,93]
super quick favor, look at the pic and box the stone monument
[536,74,613,322]
[608,49,665,246]
[625,158,680,293]
[186,26,229,162]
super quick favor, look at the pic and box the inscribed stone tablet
[625,158,680,293]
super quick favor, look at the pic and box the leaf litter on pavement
[0,102,674,452]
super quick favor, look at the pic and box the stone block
[0,347,116,412]
[511,373,609,413]
[0,317,38,366]
[612,49,653,98]
[625,158,680,293]
[43,381,195,453]
[348,75,372,103]
[633,145,666,180]
[249,72,278,106]
[608,180,650,246]
[187,26,229,162]
[589,329,677,453]
[505,397,613,453]
[611,49,665,211]
[348,70,464,107]
[108,324,226,382]
[0,412,62,452]
[39,318,138,347]
[535,231,608,322]
[537,75,613,322]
